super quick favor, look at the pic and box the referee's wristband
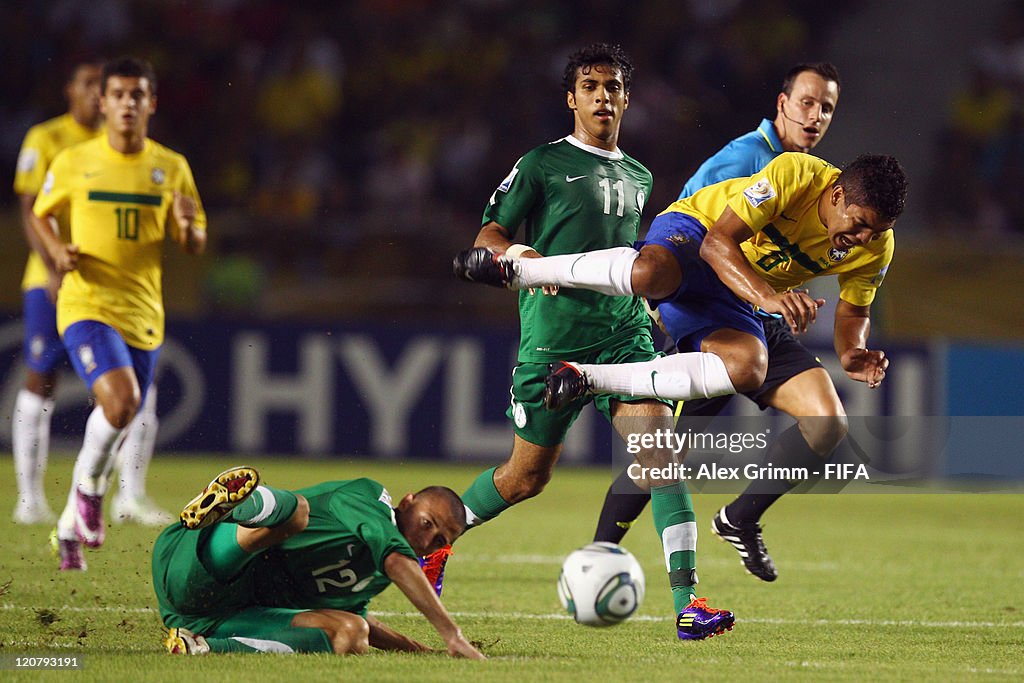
[504,244,534,259]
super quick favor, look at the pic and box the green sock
[205,627,332,653]
[460,467,510,527]
[650,482,698,613]
[227,486,298,528]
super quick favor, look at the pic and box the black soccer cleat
[543,361,591,410]
[452,247,515,288]
[711,507,778,582]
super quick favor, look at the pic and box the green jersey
[484,135,654,362]
[152,478,416,630]
[252,479,416,615]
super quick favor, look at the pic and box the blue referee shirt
[678,118,783,199]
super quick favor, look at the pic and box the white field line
[4,603,1022,629]
[464,554,840,571]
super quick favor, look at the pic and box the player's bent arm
[18,194,52,267]
[473,221,540,258]
[383,552,485,660]
[701,206,824,333]
[364,614,433,653]
[28,210,77,274]
[172,191,206,256]
[833,299,888,388]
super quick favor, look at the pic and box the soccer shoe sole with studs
[180,466,260,530]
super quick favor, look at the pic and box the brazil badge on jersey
[33,135,206,350]
[484,135,654,362]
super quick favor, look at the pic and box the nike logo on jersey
[565,175,587,183]
[84,170,102,179]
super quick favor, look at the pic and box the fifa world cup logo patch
[743,178,775,207]
[77,344,97,374]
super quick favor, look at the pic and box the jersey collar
[101,133,150,160]
[757,118,783,153]
[562,135,624,160]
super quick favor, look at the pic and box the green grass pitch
[0,455,1020,681]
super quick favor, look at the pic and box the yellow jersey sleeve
[836,233,894,306]
[726,153,833,234]
[31,148,74,220]
[14,125,54,196]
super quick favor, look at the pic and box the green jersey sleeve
[482,150,545,236]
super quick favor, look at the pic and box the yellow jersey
[13,113,101,290]
[33,135,206,350]
[661,152,893,307]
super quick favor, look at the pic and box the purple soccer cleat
[419,545,454,596]
[50,528,86,571]
[676,597,735,640]
[74,487,105,548]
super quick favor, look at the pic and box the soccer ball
[557,542,645,627]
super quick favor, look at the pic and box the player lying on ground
[152,467,484,659]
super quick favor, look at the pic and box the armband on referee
[504,244,535,259]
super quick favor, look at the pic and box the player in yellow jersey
[30,57,207,571]
[12,60,102,525]
[462,152,906,401]
[12,59,171,528]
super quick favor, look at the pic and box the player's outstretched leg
[676,597,735,641]
[180,466,260,530]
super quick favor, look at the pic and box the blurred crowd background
[1,0,1023,340]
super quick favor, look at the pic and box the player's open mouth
[803,127,819,137]
[836,235,853,248]
[595,109,612,121]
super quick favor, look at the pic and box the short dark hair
[837,154,908,223]
[416,486,467,535]
[67,58,103,84]
[781,62,841,95]
[101,56,157,96]
[562,43,634,94]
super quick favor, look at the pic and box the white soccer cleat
[13,500,57,525]
[165,627,210,655]
[112,495,174,526]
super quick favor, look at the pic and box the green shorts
[151,524,306,637]
[507,329,670,447]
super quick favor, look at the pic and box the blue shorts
[62,321,160,400]
[637,211,767,352]
[22,288,69,373]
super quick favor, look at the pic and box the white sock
[118,386,158,500]
[578,352,736,400]
[514,247,638,296]
[75,407,125,496]
[12,389,48,507]
[57,457,88,540]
